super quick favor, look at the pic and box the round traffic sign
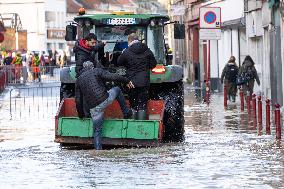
[204,11,217,24]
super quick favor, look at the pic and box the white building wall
[45,0,66,51]
[207,0,244,22]
[0,0,66,51]
[0,0,45,51]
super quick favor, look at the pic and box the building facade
[0,0,66,51]
[168,0,284,105]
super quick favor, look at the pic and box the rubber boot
[94,132,102,150]
[137,110,147,120]
[132,110,138,119]
[232,95,236,103]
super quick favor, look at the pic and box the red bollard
[275,103,281,139]
[252,94,256,118]
[266,99,271,135]
[224,85,227,109]
[246,92,251,114]
[240,88,244,111]
[258,96,262,125]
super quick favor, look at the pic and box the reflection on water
[0,91,284,189]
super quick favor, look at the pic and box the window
[59,43,64,50]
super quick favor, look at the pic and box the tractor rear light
[152,65,166,74]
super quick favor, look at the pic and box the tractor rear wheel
[149,80,184,142]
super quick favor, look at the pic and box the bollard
[252,94,256,118]
[246,92,251,114]
[275,103,281,139]
[240,88,244,111]
[224,85,227,109]
[266,99,271,135]
[206,81,210,104]
[258,96,262,125]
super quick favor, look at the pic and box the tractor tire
[149,80,184,142]
[60,83,75,102]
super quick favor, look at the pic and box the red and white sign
[199,7,221,29]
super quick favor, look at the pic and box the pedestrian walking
[11,52,23,83]
[31,53,41,82]
[49,48,57,77]
[75,61,134,150]
[117,33,157,119]
[221,56,239,102]
[73,33,105,78]
[3,51,13,65]
[238,55,260,96]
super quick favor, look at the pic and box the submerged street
[0,87,284,189]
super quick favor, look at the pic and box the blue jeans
[90,87,130,150]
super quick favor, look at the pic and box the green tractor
[56,11,185,146]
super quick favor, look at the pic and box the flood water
[0,87,284,189]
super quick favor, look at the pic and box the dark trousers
[128,87,148,111]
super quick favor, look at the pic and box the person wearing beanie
[75,61,134,150]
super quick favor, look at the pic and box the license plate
[107,18,136,25]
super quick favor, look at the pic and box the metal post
[224,85,227,109]
[246,92,251,114]
[275,103,281,139]
[258,96,262,126]
[266,99,271,135]
[206,40,211,104]
[240,88,244,111]
[252,94,256,118]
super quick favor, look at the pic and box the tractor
[55,10,185,147]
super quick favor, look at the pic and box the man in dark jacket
[75,61,134,150]
[221,56,239,102]
[73,33,105,77]
[117,33,157,119]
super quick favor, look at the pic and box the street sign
[200,7,221,29]
[199,29,221,40]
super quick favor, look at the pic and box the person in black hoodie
[75,61,134,150]
[73,33,105,77]
[117,33,157,120]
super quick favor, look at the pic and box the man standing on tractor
[117,33,157,120]
[75,61,134,150]
[73,33,106,77]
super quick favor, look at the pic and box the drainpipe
[238,28,241,67]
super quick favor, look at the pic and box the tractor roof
[74,13,169,22]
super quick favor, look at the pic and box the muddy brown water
[0,90,284,189]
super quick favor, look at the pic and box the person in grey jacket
[75,61,134,150]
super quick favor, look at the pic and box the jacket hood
[243,59,253,67]
[128,42,148,54]
[74,39,91,53]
